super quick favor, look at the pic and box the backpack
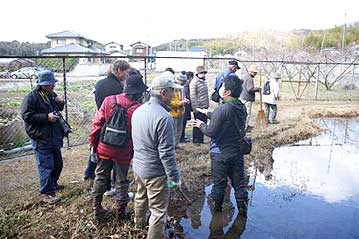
[263,80,271,95]
[99,96,136,148]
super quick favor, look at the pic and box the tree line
[0,41,50,56]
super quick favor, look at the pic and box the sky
[1,0,358,48]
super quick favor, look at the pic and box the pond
[179,118,359,239]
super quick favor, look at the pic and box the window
[136,48,144,54]
[57,39,66,45]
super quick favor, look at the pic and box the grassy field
[1,98,359,238]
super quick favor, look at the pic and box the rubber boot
[237,199,248,217]
[115,200,129,222]
[93,195,110,220]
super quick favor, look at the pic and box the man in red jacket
[88,74,147,221]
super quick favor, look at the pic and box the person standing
[212,60,240,102]
[132,71,182,239]
[240,64,260,131]
[190,66,209,144]
[84,60,130,196]
[263,72,281,124]
[21,70,66,203]
[169,72,188,147]
[88,74,147,221]
[180,71,194,143]
[194,74,248,214]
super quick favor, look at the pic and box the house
[41,31,108,64]
[130,41,151,59]
[104,42,124,53]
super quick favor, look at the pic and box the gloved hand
[168,179,181,189]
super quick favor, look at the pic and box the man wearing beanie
[132,71,182,239]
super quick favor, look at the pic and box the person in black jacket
[193,74,248,215]
[21,70,65,203]
[84,60,130,196]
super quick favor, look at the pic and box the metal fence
[1,55,359,160]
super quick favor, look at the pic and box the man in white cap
[131,71,182,239]
[263,72,281,124]
[240,64,261,132]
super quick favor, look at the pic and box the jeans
[210,153,248,208]
[134,174,169,239]
[193,112,208,143]
[264,103,278,122]
[32,141,63,195]
[92,158,130,203]
[84,155,112,191]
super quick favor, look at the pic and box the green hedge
[33,58,78,73]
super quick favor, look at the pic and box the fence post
[62,57,70,147]
[144,56,147,84]
[315,64,320,100]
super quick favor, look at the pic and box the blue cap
[37,70,58,86]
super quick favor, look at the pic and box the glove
[168,179,181,189]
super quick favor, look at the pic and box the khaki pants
[134,174,169,239]
[240,99,253,129]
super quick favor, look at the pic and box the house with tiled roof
[41,31,108,64]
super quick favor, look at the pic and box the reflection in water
[180,118,359,238]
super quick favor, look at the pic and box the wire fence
[1,55,359,160]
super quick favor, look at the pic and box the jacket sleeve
[157,116,180,181]
[199,108,223,137]
[88,97,108,147]
[190,81,199,112]
[21,93,48,124]
[246,78,260,93]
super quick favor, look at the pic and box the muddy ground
[1,100,359,239]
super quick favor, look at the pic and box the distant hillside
[0,41,50,56]
[154,24,359,55]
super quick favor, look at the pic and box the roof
[130,41,150,47]
[105,42,123,46]
[0,58,36,67]
[46,31,94,41]
[41,43,108,55]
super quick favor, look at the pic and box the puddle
[178,118,359,238]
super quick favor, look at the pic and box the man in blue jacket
[213,60,240,98]
[194,74,248,215]
[21,70,65,203]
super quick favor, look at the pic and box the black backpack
[263,80,271,95]
[99,96,136,148]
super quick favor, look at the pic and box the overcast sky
[2,0,358,48]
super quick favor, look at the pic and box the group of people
[21,59,281,239]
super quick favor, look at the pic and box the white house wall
[155,51,207,72]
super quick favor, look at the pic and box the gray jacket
[240,73,260,102]
[190,78,209,112]
[131,97,180,181]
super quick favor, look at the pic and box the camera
[54,111,72,136]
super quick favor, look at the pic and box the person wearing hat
[169,71,188,147]
[190,66,210,144]
[21,70,65,203]
[213,60,241,101]
[131,71,182,239]
[263,72,281,124]
[88,74,147,221]
[240,64,261,131]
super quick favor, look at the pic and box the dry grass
[1,100,359,238]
